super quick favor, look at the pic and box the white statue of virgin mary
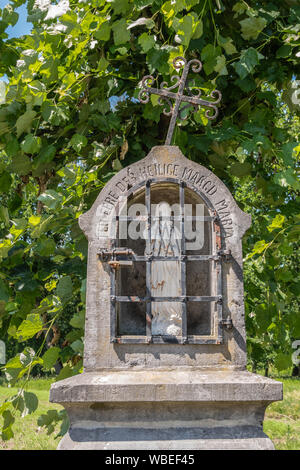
[145,201,182,336]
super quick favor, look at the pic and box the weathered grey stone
[50,146,282,450]
[51,372,279,450]
[50,370,282,403]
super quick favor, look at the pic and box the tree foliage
[0,0,299,440]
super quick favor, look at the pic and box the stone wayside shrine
[50,57,282,450]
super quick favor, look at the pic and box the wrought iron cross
[138,56,222,145]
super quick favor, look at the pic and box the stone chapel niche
[113,181,219,343]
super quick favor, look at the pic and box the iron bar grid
[107,179,226,345]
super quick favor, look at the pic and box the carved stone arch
[78,146,252,370]
[79,146,251,244]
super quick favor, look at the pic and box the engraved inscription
[95,163,234,239]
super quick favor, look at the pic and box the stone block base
[50,370,282,450]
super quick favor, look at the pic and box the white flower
[44,0,69,20]
[16,60,26,68]
[22,49,36,57]
[47,23,68,33]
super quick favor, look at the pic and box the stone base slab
[50,369,282,403]
[58,426,275,450]
[50,370,282,450]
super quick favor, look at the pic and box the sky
[0,2,32,39]
[0,2,32,81]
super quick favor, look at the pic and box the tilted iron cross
[138,56,222,145]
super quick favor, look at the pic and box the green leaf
[2,4,19,26]
[0,206,9,227]
[20,347,39,367]
[16,110,37,137]
[0,279,10,302]
[276,45,292,58]
[70,339,84,354]
[22,392,38,417]
[247,240,268,259]
[56,276,73,304]
[127,18,155,29]
[112,158,122,171]
[214,55,228,75]
[267,214,285,232]
[138,33,155,53]
[4,138,19,158]
[35,237,56,256]
[255,303,272,331]
[281,141,298,166]
[56,364,73,382]
[192,19,203,39]
[31,215,54,238]
[5,355,22,369]
[274,169,300,190]
[230,162,252,177]
[173,14,194,47]
[21,134,41,154]
[56,410,69,437]
[11,394,25,414]
[201,44,222,75]
[112,19,131,46]
[28,215,41,226]
[239,16,267,40]
[1,410,15,441]
[218,35,237,55]
[70,310,85,329]
[98,57,109,72]
[0,172,12,193]
[38,409,59,428]
[70,134,88,153]
[9,154,31,175]
[94,22,111,41]
[274,353,292,371]
[42,347,60,370]
[233,48,264,79]
[37,190,63,210]
[15,314,43,342]
[147,48,170,74]
[135,0,153,10]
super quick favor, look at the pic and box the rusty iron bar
[113,295,222,302]
[180,182,187,342]
[99,252,221,262]
[145,180,152,340]
[220,316,233,330]
[218,249,232,261]
[138,56,222,145]
[109,202,119,343]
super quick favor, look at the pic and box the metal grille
[99,179,229,345]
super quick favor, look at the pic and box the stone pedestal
[50,369,282,450]
[50,146,283,450]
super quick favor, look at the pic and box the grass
[0,375,299,450]
[264,377,300,450]
[0,377,63,450]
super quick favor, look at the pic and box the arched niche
[109,178,221,343]
[79,146,252,369]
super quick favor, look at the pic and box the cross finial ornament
[138,56,222,145]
